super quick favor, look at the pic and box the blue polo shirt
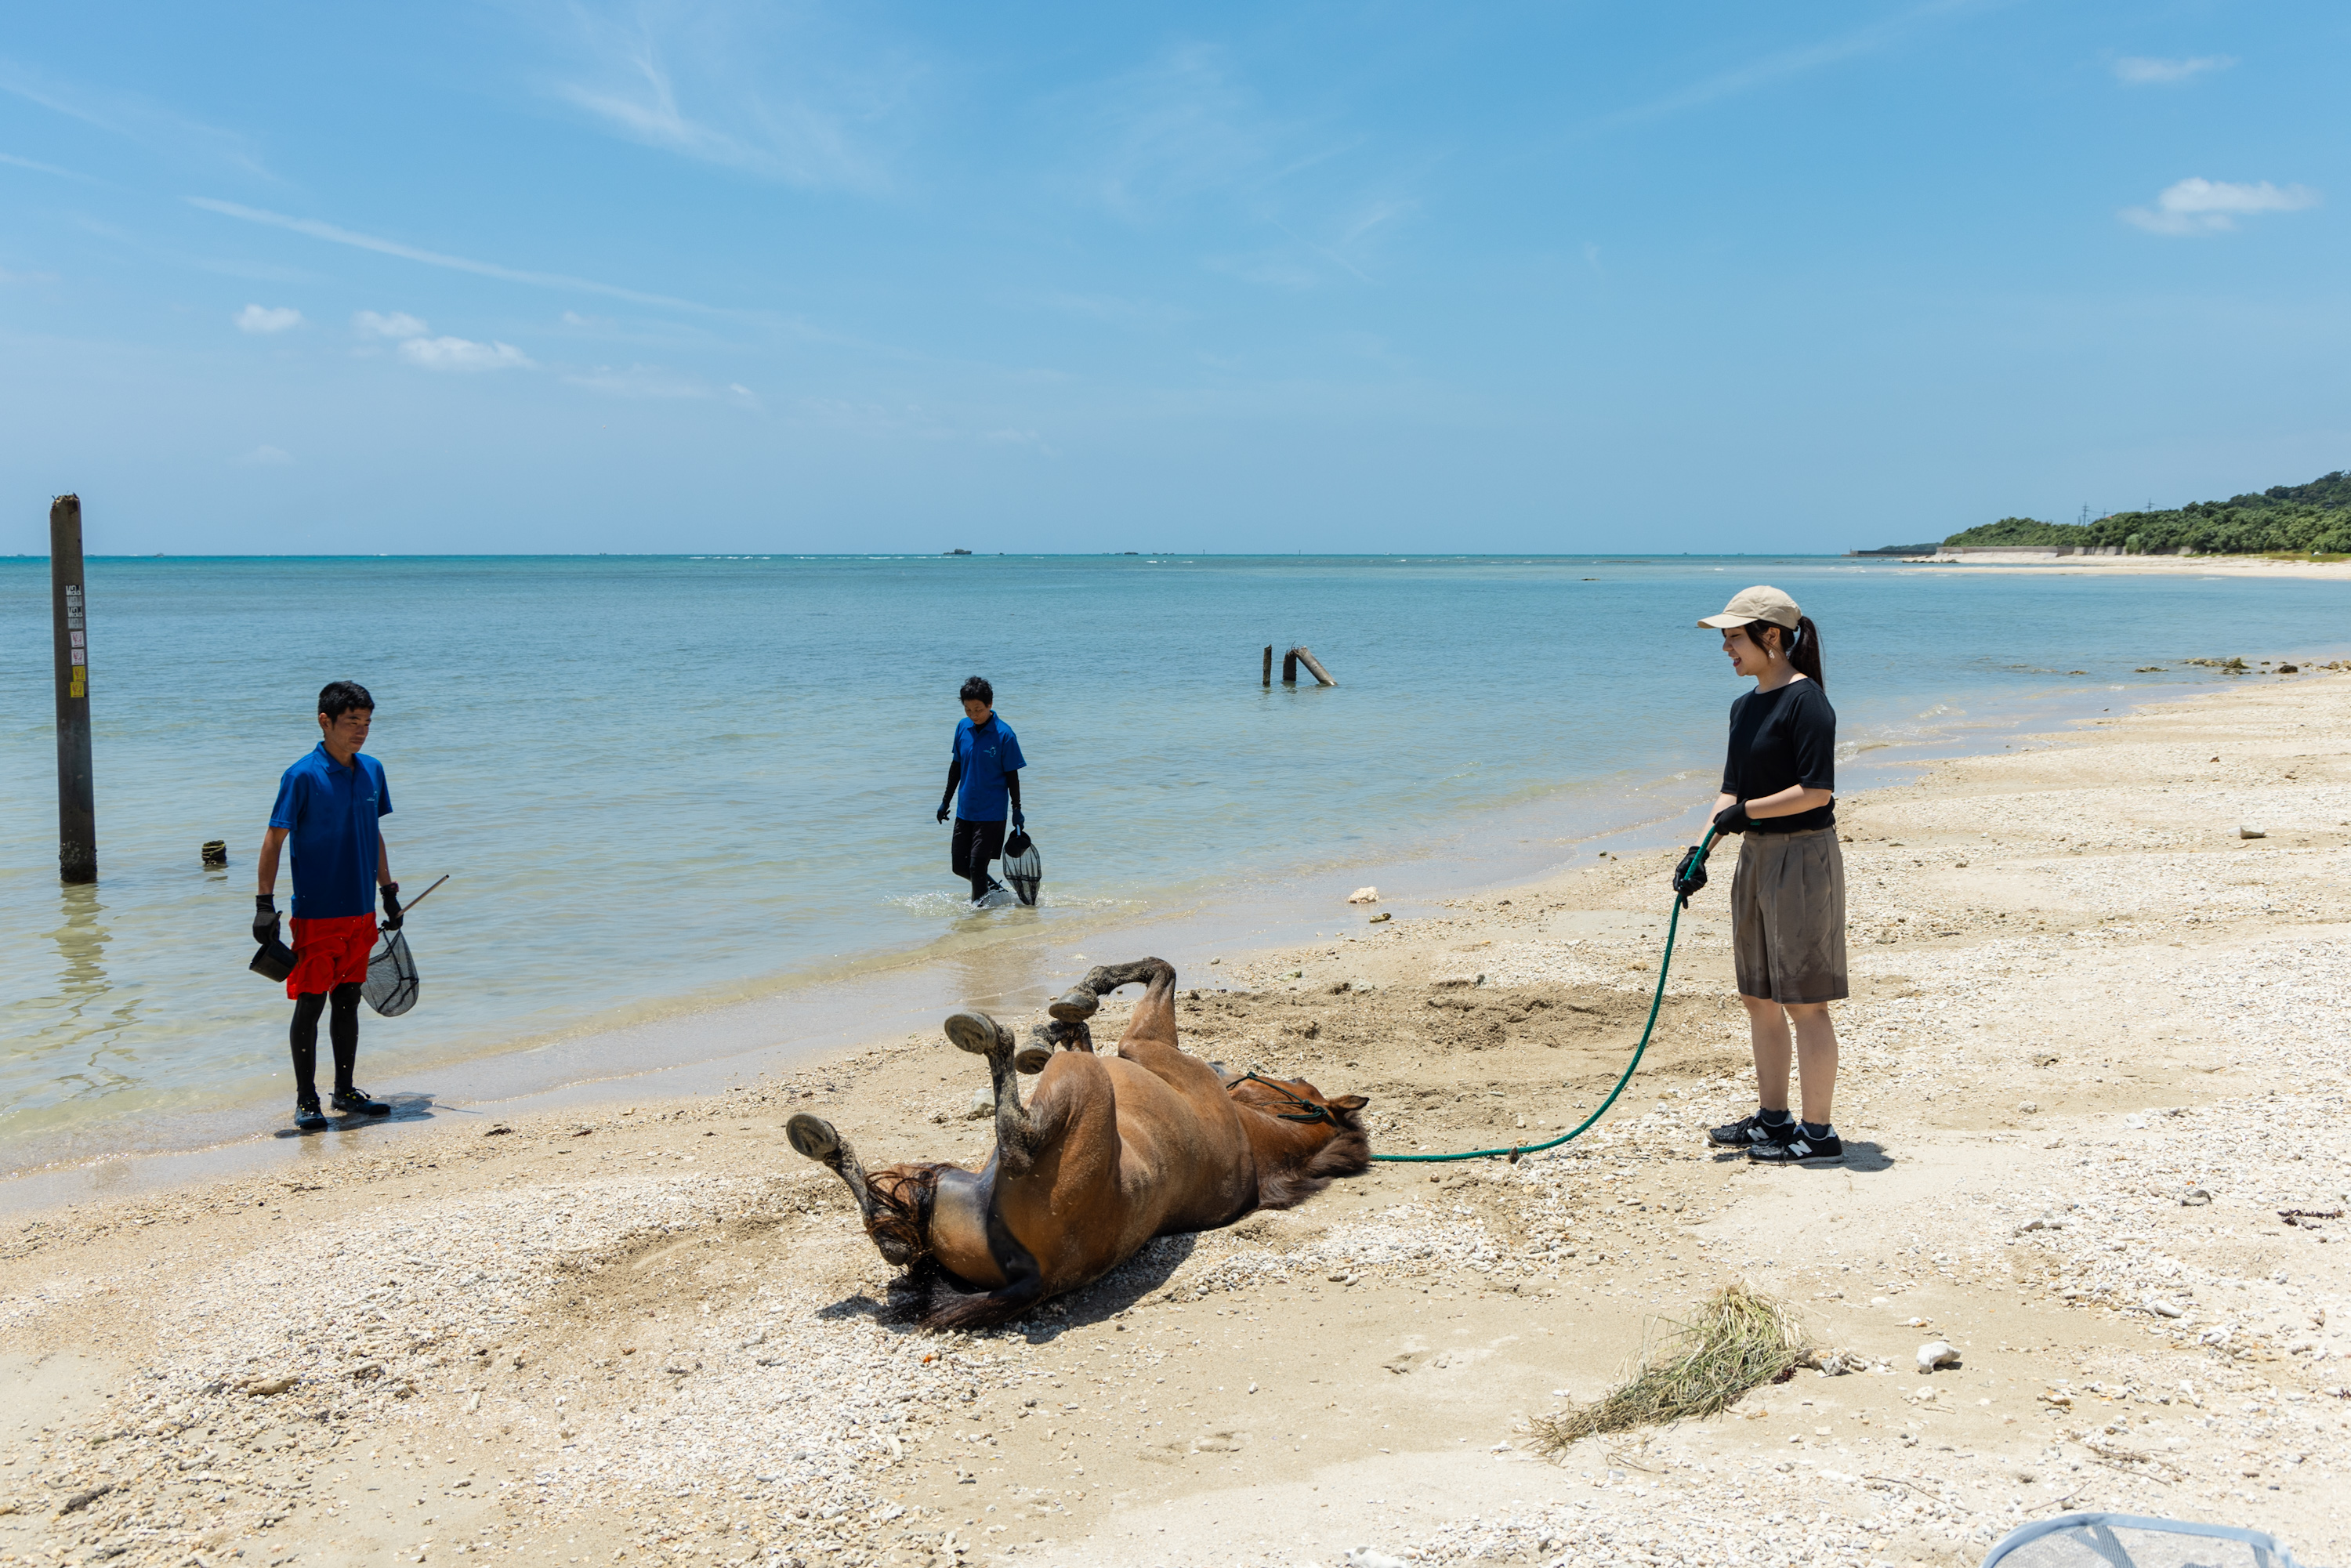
[269,744,392,919]
[952,715,1026,824]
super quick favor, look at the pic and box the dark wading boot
[331,1087,391,1117]
[294,1095,329,1133]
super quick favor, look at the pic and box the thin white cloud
[1083,43,1276,221]
[0,56,273,179]
[189,198,715,314]
[533,2,908,192]
[237,444,294,466]
[2113,56,2234,85]
[1593,0,2001,131]
[0,149,92,180]
[566,364,711,398]
[235,303,303,334]
[398,336,534,372]
[353,310,429,339]
[1205,250,1322,290]
[0,266,57,284]
[2121,177,2318,236]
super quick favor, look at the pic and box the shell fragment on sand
[1916,1340,1959,1372]
[1347,886,1379,904]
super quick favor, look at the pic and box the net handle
[383,874,448,931]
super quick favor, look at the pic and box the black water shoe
[1748,1125,1844,1165]
[331,1087,391,1117]
[294,1096,329,1133]
[1708,1112,1788,1150]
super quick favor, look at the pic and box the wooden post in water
[1288,645,1338,686]
[1281,648,1299,684]
[50,494,96,883]
[1261,645,1273,686]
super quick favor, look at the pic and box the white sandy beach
[7,663,2351,1568]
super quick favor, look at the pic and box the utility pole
[51,494,96,882]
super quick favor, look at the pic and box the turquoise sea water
[4,553,2346,1168]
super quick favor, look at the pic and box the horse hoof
[1048,987,1100,1023]
[944,1010,1003,1057]
[785,1113,841,1164]
[1014,1034,1053,1075]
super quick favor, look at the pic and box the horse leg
[945,1009,1052,1176]
[1015,1019,1093,1075]
[784,1114,917,1267]
[1076,958,1179,1045]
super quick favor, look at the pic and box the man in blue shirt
[936,675,1027,907]
[254,681,404,1132]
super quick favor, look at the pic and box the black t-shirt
[1721,678,1836,833]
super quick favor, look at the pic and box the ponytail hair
[1788,614,1824,690]
[1746,616,1826,690]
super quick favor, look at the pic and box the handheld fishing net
[1002,830,1042,907]
[363,929,420,1017]
[1979,1512,2304,1568]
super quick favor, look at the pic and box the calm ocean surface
[4,553,2345,1168]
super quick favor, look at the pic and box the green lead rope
[1370,827,1718,1165]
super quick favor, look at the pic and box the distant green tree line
[1943,469,2351,554]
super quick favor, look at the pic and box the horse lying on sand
[786,958,1371,1329]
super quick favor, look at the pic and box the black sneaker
[331,1087,391,1117]
[1748,1126,1844,1165]
[294,1096,329,1132]
[1708,1113,1787,1150]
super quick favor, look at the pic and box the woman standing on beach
[1692,586,1849,1165]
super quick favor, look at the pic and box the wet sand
[7,663,2351,1568]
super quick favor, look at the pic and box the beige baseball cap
[1697,585,1801,631]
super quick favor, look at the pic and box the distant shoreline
[1896,552,2351,579]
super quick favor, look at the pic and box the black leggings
[951,817,1007,900]
[290,983,362,1098]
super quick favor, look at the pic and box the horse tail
[864,1164,949,1268]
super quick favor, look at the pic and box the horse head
[1223,1070,1371,1209]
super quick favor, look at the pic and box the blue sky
[2,2,2344,554]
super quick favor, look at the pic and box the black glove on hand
[937,801,952,824]
[1012,809,1026,832]
[1712,799,1755,836]
[253,894,279,944]
[379,882,404,932]
[1671,846,1710,904]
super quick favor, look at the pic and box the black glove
[1712,800,1755,836]
[1012,809,1026,832]
[379,882,403,932]
[253,894,280,944]
[1671,846,1710,905]
[937,800,953,824]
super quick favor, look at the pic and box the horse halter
[1226,1071,1338,1125]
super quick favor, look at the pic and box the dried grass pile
[1533,1284,1806,1452]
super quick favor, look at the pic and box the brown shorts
[1730,827,1848,1005]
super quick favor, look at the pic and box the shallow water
[3,552,2342,1164]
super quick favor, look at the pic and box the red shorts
[288,914,378,998]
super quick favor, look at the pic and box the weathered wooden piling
[1289,646,1337,686]
[50,494,96,883]
[1262,645,1273,686]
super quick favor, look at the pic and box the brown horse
[786,958,1370,1328]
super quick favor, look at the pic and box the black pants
[290,983,362,1099]
[951,817,1006,901]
